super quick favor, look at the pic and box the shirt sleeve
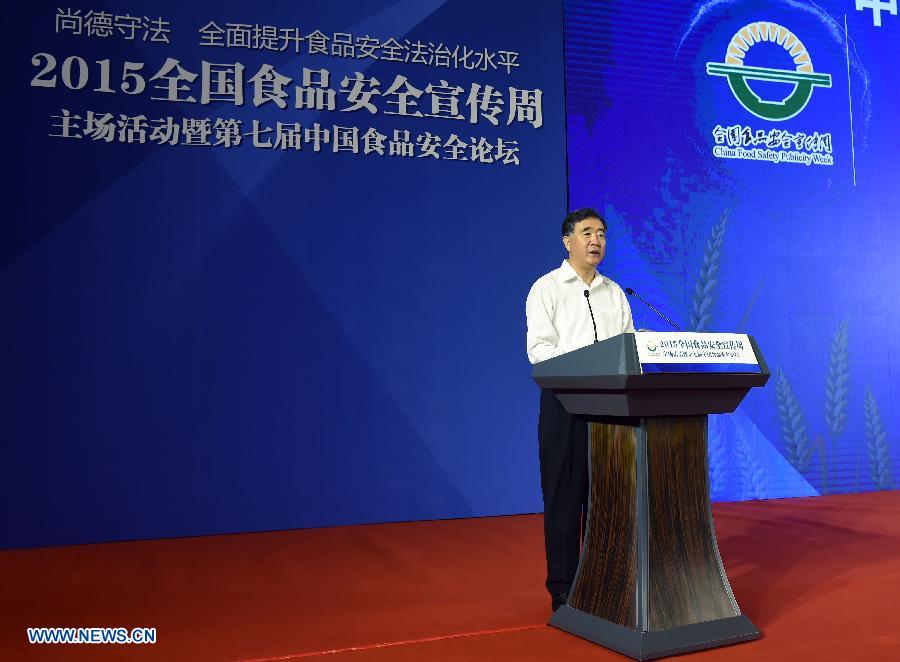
[525,278,562,364]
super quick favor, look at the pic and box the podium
[532,333,769,660]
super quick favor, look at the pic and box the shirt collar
[557,259,605,288]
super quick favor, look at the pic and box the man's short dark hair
[562,208,606,236]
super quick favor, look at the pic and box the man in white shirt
[525,208,634,612]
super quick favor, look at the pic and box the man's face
[563,217,606,270]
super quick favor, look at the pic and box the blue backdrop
[4,0,897,550]
[565,0,898,501]
[1,0,566,547]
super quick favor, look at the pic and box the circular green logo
[706,21,831,121]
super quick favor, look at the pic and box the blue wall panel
[564,0,898,501]
[1,0,566,547]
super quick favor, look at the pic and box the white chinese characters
[856,0,898,27]
[31,57,544,129]
[49,109,523,165]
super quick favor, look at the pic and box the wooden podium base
[548,415,760,659]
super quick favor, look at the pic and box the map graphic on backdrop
[565,0,897,502]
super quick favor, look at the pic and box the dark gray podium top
[531,333,769,417]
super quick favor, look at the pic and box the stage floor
[2,491,899,661]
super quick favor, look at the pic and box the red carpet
[2,492,899,661]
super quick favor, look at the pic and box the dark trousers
[538,388,589,598]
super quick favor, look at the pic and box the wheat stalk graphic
[864,385,894,490]
[734,425,769,500]
[824,318,849,490]
[773,366,811,473]
[689,209,729,332]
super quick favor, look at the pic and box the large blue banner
[2,1,566,547]
[565,0,898,501]
[7,0,895,550]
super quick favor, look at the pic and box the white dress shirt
[526,260,634,364]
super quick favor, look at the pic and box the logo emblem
[646,341,657,352]
[706,21,831,121]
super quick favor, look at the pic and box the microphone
[583,290,598,343]
[624,287,682,332]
